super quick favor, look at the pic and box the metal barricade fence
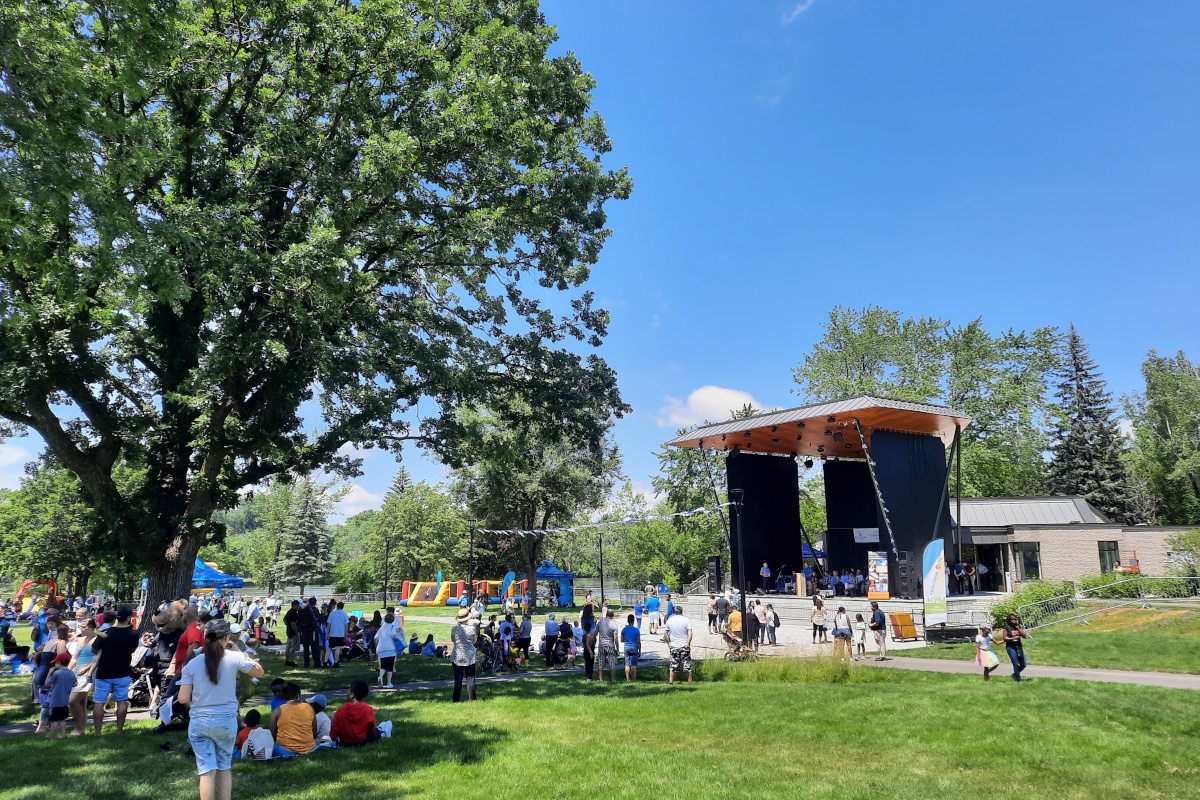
[1018,576,1200,630]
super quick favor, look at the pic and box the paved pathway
[876,656,1200,690]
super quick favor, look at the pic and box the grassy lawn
[909,607,1200,674]
[1,659,1199,799]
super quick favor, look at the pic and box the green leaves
[0,0,629,606]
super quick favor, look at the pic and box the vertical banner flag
[923,539,947,627]
[867,551,890,599]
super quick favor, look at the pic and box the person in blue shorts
[90,605,139,736]
[621,614,640,682]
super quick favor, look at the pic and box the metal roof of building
[951,496,1110,527]
[662,395,970,446]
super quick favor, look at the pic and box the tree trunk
[269,540,281,594]
[523,539,541,612]
[140,534,204,632]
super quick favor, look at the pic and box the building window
[1098,540,1119,573]
[1015,542,1041,581]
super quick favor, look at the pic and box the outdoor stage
[665,395,974,603]
[678,592,997,639]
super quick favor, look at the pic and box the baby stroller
[548,637,573,670]
[722,629,758,663]
[342,635,369,662]
[477,633,508,674]
[128,645,156,709]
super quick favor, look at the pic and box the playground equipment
[14,580,59,614]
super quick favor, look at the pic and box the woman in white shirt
[177,619,264,800]
[376,612,401,688]
[832,606,853,661]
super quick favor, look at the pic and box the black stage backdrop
[823,430,951,575]
[726,450,804,594]
[823,459,878,571]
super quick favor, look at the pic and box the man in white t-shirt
[327,602,350,666]
[663,607,694,685]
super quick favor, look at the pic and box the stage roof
[662,395,971,460]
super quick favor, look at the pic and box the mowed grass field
[2,658,1200,800]
[910,606,1200,674]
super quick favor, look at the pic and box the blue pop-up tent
[534,562,574,607]
[192,558,244,590]
[802,543,825,559]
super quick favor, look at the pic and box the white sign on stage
[853,527,880,543]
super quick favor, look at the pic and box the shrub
[1078,573,1140,599]
[990,579,1074,627]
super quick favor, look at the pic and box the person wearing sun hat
[450,606,479,702]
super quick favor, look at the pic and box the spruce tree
[1048,325,1138,522]
[275,477,335,596]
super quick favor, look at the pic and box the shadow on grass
[0,704,508,800]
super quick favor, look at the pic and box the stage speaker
[894,550,918,599]
[707,555,722,593]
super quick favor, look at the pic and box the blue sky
[2,1,1197,518]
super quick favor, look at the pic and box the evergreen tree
[275,476,337,596]
[1048,325,1138,522]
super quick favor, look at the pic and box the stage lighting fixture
[797,421,805,428]
[827,416,836,422]
[833,430,843,443]
[824,430,832,436]
[796,435,802,441]
[771,426,777,433]
[721,435,726,441]
[771,438,779,444]
[804,458,814,468]
[817,446,825,453]
[743,431,751,437]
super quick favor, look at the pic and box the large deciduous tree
[452,401,621,606]
[0,456,112,596]
[792,307,1059,498]
[1125,351,1200,524]
[0,0,629,623]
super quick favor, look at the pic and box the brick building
[950,496,1197,589]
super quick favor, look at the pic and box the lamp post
[468,525,476,607]
[382,534,392,606]
[730,488,746,624]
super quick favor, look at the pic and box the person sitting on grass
[331,679,379,746]
[240,709,275,760]
[420,634,437,658]
[235,707,261,752]
[44,652,76,739]
[408,634,421,655]
[270,682,317,757]
[269,677,288,711]
[310,693,332,744]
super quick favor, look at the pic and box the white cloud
[0,443,30,468]
[782,0,816,24]
[657,385,761,428]
[633,480,663,506]
[338,483,385,517]
[1118,418,1135,439]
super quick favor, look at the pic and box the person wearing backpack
[766,603,779,646]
